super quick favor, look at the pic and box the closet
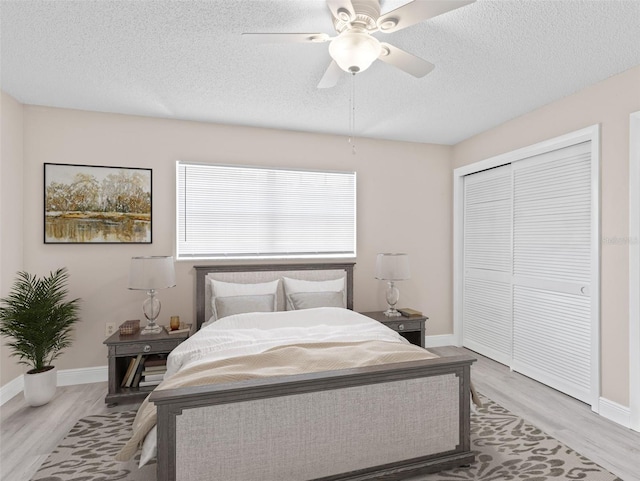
[462,140,596,406]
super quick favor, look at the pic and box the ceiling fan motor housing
[332,0,381,33]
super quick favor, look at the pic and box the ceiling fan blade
[241,33,331,43]
[317,60,343,89]
[377,0,475,33]
[378,42,435,78]
[326,0,356,22]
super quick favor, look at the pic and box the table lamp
[128,256,176,334]
[375,253,410,317]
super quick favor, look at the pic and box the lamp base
[384,281,401,317]
[141,321,163,335]
[141,290,163,335]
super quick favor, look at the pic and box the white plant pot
[24,366,57,407]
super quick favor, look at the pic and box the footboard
[150,354,475,481]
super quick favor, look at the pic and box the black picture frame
[44,163,152,244]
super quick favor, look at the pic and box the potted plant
[0,268,80,407]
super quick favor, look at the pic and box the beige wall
[452,65,640,405]
[0,92,26,385]
[1,105,452,379]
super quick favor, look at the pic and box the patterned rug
[31,410,155,481]
[32,395,622,481]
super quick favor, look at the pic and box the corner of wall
[1,90,26,387]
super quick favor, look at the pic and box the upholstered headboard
[194,263,355,330]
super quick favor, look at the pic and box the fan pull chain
[349,72,356,155]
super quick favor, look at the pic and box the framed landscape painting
[44,163,152,244]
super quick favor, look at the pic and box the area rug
[31,395,622,481]
[31,410,155,481]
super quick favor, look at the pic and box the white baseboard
[57,365,108,386]
[599,397,631,428]
[424,334,458,348]
[0,365,108,406]
[0,375,24,406]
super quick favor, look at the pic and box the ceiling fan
[243,0,475,88]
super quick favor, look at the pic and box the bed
[124,262,476,480]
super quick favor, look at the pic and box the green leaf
[0,268,80,371]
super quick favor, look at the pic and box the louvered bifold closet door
[463,165,513,365]
[511,141,592,404]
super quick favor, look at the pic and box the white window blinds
[176,162,356,260]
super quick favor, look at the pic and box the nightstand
[359,311,428,348]
[103,329,189,405]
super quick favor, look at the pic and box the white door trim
[629,111,640,431]
[453,124,601,411]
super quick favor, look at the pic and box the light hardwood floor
[431,347,640,481]
[1,348,639,481]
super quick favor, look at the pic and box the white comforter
[165,307,408,378]
[138,307,409,466]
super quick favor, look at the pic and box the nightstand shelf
[359,311,428,348]
[103,329,189,405]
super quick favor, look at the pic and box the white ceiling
[2,0,639,145]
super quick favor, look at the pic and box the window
[176,161,356,260]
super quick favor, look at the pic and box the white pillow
[214,294,275,320]
[282,276,345,310]
[210,279,279,320]
[289,291,345,310]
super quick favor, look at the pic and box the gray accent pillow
[288,291,345,310]
[282,276,346,310]
[214,294,275,320]
[210,279,279,320]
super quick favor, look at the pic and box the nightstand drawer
[384,319,422,332]
[359,311,427,348]
[114,339,182,356]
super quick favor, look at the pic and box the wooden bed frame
[150,263,475,481]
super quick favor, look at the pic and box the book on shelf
[397,308,423,318]
[143,372,165,382]
[143,354,167,367]
[121,357,138,388]
[138,379,162,388]
[131,356,146,388]
[143,362,166,370]
[124,354,143,388]
[142,367,166,376]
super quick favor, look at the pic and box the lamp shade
[375,253,410,281]
[328,29,382,73]
[128,256,176,290]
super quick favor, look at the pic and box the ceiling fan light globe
[329,30,381,74]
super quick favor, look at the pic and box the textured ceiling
[1,0,639,145]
